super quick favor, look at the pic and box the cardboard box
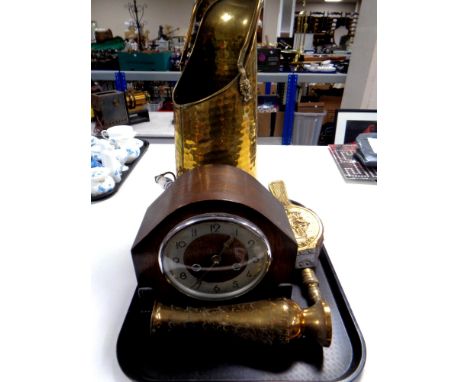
[257,82,278,96]
[297,102,325,113]
[257,112,272,137]
[273,112,284,137]
[320,95,343,124]
[257,111,284,137]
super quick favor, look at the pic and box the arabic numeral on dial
[210,223,220,233]
[232,280,239,289]
[172,257,180,263]
[246,270,252,278]
[179,272,187,280]
[247,239,255,247]
[176,240,186,249]
[191,228,197,237]
[213,285,221,293]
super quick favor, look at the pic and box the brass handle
[237,0,264,102]
[268,180,292,207]
[302,268,322,305]
[151,298,331,347]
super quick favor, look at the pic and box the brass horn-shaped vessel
[173,0,263,177]
[150,298,332,347]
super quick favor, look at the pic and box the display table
[130,112,282,145]
[91,112,175,143]
[132,111,174,141]
[92,112,284,145]
[90,144,377,381]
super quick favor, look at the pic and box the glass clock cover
[158,213,272,301]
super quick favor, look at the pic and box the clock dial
[158,213,272,301]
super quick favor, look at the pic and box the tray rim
[319,247,367,382]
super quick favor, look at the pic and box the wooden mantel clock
[131,164,298,305]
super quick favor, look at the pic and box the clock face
[158,213,272,301]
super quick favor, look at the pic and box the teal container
[118,52,172,71]
[91,37,126,51]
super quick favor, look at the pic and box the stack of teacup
[91,125,144,197]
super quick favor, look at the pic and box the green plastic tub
[118,52,172,71]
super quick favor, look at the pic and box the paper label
[368,137,378,154]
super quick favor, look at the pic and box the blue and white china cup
[101,125,135,140]
[100,149,124,183]
[91,167,115,196]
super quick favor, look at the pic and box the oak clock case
[131,164,298,305]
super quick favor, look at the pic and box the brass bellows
[269,180,332,346]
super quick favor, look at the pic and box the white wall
[263,0,282,44]
[280,0,296,37]
[304,3,356,13]
[91,0,194,40]
[340,0,376,109]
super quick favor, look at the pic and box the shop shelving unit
[91,70,347,84]
[91,70,347,144]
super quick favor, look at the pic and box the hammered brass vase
[173,0,263,177]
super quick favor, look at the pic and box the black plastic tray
[116,246,366,381]
[91,140,149,202]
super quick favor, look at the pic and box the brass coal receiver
[151,298,331,347]
[173,0,264,176]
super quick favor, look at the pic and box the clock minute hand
[218,236,235,257]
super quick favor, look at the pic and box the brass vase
[173,0,263,177]
[151,298,332,346]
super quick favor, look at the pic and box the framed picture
[334,109,377,144]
